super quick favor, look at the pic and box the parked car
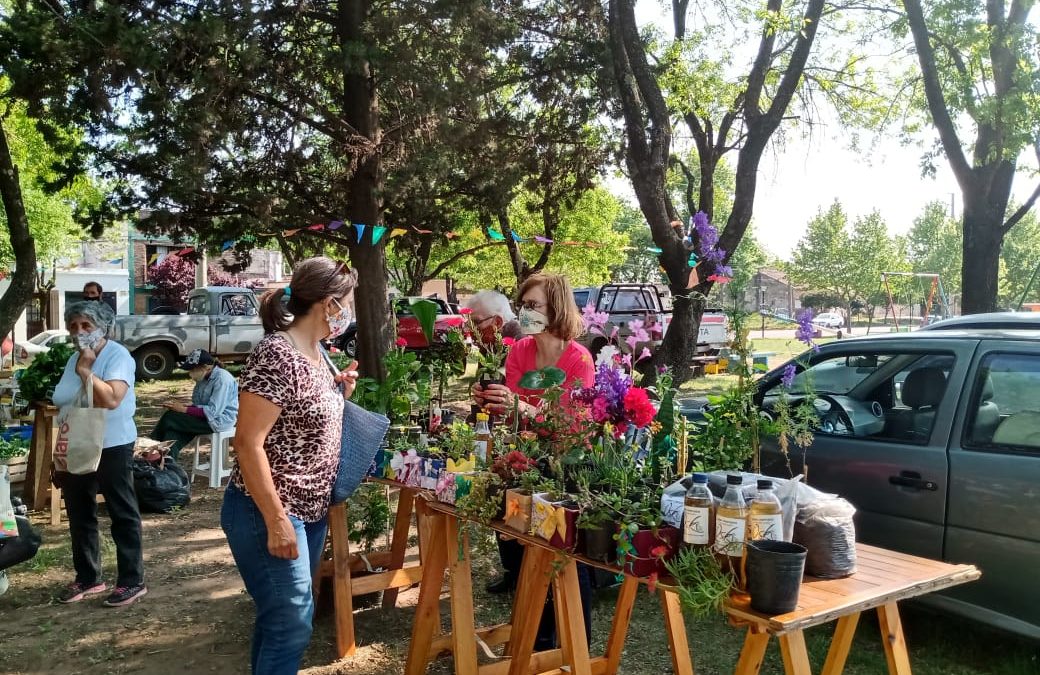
[111,286,263,379]
[703,327,1040,640]
[811,311,845,330]
[919,311,1038,332]
[333,296,467,358]
[13,330,70,367]
[573,283,728,358]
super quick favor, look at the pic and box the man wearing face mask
[149,349,239,460]
[464,290,523,349]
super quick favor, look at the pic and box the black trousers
[498,534,593,649]
[150,410,213,459]
[60,442,144,587]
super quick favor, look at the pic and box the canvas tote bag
[53,376,106,475]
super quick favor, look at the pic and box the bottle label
[714,515,746,556]
[683,505,709,545]
[473,440,488,462]
[749,514,783,541]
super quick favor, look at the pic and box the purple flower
[781,363,797,389]
[795,309,816,347]
[691,211,733,279]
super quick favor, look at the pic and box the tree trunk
[960,195,1005,314]
[341,0,391,380]
[405,236,433,296]
[0,118,37,342]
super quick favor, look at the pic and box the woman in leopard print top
[221,257,359,675]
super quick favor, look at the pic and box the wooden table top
[725,543,980,634]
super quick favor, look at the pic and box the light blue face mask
[74,328,106,351]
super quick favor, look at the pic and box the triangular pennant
[487,229,505,241]
[535,236,553,244]
[445,232,458,239]
[355,223,366,243]
[328,220,345,230]
[510,231,522,242]
[687,252,698,266]
[108,258,124,265]
[371,226,387,244]
[414,227,433,234]
[309,223,325,231]
[390,228,408,239]
[283,229,301,237]
[221,240,236,251]
[148,253,160,265]
[687,267,700,289]
[648,246,663,254]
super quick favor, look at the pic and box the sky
[613,1,1039,261]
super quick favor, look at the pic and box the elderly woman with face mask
[149,349,239,460]
[51,301,147,608]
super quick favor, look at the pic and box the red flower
[650,544,670,558]
[459,307,473,314]
[395,337,408,347]
[502,337,515,347]
[623,387,655,428]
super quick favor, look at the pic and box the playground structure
[881,272,953,329]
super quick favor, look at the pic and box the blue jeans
[221,484,329,675]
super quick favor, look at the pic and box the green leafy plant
[344,483,391,551]
[17,342,75,405]
[664,547,734,618]
[455,472,504,525]
[351,343,427,422]
[518,366,566,390]
[405,298,440,344]
[441,420,476,461]
[0,436,29,462]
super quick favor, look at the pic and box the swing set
[881,272,952,330]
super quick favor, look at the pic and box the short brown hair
[259,256,357,333]
[517,273,584,342]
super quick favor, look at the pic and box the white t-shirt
[52,341,138,449]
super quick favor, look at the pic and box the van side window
[966,353,1040,453]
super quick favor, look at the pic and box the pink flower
[459,307,472,314]
[623,387,655,428]
[502,337,516,347]
[625,335,638,351]
[591,397,610,423]
[637,347,652,363]
[395,337,408,347]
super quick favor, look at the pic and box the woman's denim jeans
[221,484,329,675]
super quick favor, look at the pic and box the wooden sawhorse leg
[382,486,418,608]
[551,559,593,675]
[660,587,695,675]
[405,503,449,675]
[877,602,912,675]
[326,502,356,658]
[821,613,860,675]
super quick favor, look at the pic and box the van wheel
[134,345,176,380]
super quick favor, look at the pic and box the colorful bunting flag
[510,231,522,242]
[283,229,300,237]
[648,247,663,254]
[444,232,458,239]
[355,223,366,243]
[328,220,345,230]
[108,258,124,265]
[371,226,387,244]
[308,223,325,231]
[148,253,160,265]
[390,228,408,239]
[221,240,236,251]
[414,227,433,234]
[535,236,553,244]
[687,252,697,267]
[487,229,505,241]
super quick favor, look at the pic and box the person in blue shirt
[149,349,239,459]
[51,300,146,608]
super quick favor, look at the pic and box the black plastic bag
[0,515,42,571]
[133,458,191,513]
[793,498,857,578]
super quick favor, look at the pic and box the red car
[333,297,468,357]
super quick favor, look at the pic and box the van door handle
[889,470,938,491]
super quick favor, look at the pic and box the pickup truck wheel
[340,332,357,358]
[134,345,176,380]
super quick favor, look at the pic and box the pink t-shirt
[505,337,595,405]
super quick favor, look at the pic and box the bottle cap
[726,474,743,485]
[757,479,773,490]
[476,412,489,422]
[692,472,709,483]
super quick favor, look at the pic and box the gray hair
[464,290,515,321]
[64,300,116,332]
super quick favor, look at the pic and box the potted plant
[530,476,580,551]
[473,325,513,388]
[455,471,505,525]
[0,436,29,467]
[663,546,735,618]
[615,495,680,578]
[575,491,623,562]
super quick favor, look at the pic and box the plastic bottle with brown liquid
[747,479,783,542]
[473,412,493,463]
[714,474,748,588]
[682,472,715,550]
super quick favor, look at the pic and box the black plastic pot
[580,524,616,563]
[746,539,807,615]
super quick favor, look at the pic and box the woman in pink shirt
[472,272,594,651]
[474,273,594,415]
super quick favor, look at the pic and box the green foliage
[455,472,504,526]
[517,367,566,390]
[441,420,477,462]
[17,343,75,404]
[344,484,390,551]
[0,436,29,462]
[351,347,426,421]
[907,201,962,295]
[405,298,439,345]
[999,210,1040,308]
[664,547,734,618]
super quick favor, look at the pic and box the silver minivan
[755,328,1040,640]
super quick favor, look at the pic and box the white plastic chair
[189,427,235,489]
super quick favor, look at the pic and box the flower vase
[621,526,680,578]
[502,489,533,533]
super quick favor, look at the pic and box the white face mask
[74,328,105,351]
[327,299,353,339]
[518,307,548,336]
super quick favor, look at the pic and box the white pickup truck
[573,283,728,359]
[111,286,264,379]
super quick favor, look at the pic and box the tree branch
[424,241,509,281]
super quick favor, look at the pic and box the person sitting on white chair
[149,349,238,460]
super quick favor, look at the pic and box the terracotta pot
[622,526,680,578]
[502,489,533,533]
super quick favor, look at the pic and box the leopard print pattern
[230,333,344,522]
